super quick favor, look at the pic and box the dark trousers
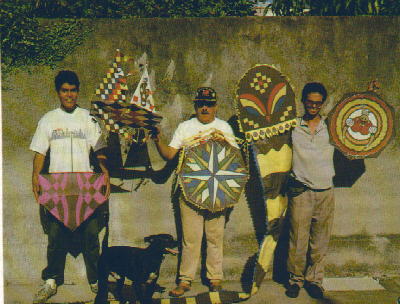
[41,212,100,286]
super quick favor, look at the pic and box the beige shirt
[291,117,335,189]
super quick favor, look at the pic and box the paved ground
[5,277,400,304]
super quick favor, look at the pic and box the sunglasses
[195,100,216,107]
[305,100,324,108]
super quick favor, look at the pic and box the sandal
[209,280,223,292]
[169,281,191,297]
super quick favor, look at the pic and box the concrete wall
[3,17,400,284]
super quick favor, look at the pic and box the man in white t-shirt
[153,87,237,296]
[30,71,110,303]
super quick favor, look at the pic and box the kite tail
[152,290,250,304]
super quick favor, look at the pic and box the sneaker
[90,282,98,294]
[169,281,191,297]
[209,280,223,292]
[33,282,57,303]
[285,284,300,298]
[305,282,324,299]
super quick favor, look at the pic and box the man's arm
[32,152,45,202]
[152,129,179,160]
[154,138,179,161]
[87,115,111,198]
[95,149,110,199]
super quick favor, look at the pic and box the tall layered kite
[90,50,163,187]
[236,64,297,295]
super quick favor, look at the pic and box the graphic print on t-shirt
[51,128,87,140]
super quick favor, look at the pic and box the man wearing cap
[153,87,237,296]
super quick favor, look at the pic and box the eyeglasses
[195,100,216,107]
[305,100,324,108]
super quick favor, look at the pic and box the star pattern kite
[178,140,247,212]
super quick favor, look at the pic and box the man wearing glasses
[153,87,237,296]
[285,83,335,299]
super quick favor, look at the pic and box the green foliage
[1,1,39,69]
[31,0,256,18]
[37,20,90,65]
[2,0,254,76]
[1,0,91,75]
[271,0,400,16]
[1,0,255,76]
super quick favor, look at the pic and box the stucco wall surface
[3,16,400,283]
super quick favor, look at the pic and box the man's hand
[211,130,225,142]
[32,152,45,202]
[103,170,111,199]
[95,151,111,199]
[151,126,161,143]
[152,127,178,160]
[367,79,380,93]
[32,173,40,202]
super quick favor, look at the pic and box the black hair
[301,82,327,103]
[55,70,80,92]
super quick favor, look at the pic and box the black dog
[94,234,178,304]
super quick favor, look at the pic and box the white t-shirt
[169,117,238,149]
[30,107,106,173]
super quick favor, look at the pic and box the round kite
[236,64,297,142]
[177,139,248,213]
[328,92,395,159]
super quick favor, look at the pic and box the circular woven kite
[328,92,395,159]
[178,139,248,213]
